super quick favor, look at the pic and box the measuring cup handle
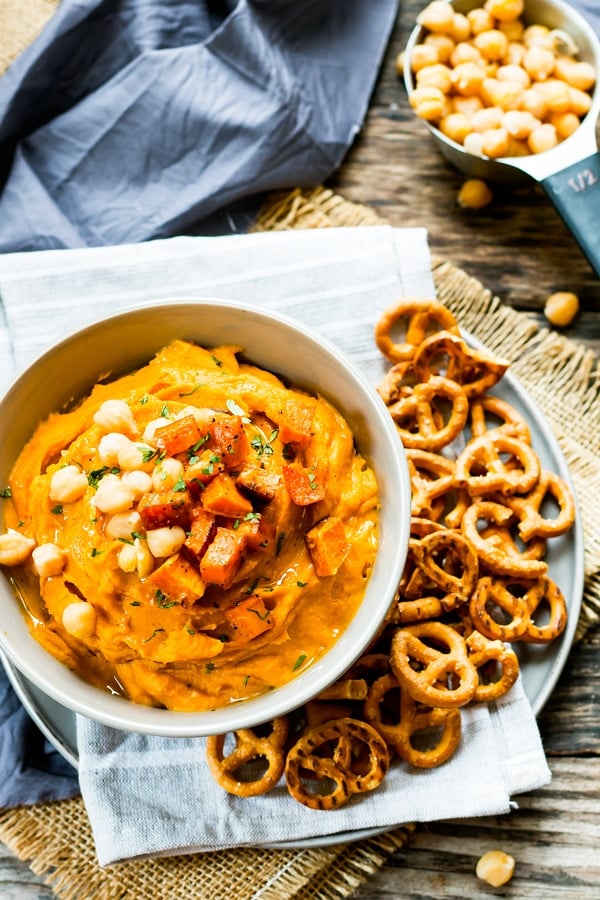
[542,153,600,279]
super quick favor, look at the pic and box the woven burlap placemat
[2,7,600,899]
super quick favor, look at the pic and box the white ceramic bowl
[0,299,411,737]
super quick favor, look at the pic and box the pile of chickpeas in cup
[407,0,596,159]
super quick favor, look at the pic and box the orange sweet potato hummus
[0,340,379,711]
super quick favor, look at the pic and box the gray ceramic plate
[0,332,585,848]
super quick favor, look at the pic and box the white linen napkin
[0,227,551,865]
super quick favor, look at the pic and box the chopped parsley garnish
[142,628,165,643]
[50,505,63,515]
[91,548,104,558]
[130,601,141,607]
[276,532,285,556]
[205,662,216,673]
[244,511,261,521]
[243,675,250,686]
[250,427,278,458]
[88,466,111,488]
[139,394,149,405]
[160,403,170,418]
[297,580,307,588]
[172,476,186,493]
[190,434,210,453]
[140,447,158,464]
[155,589,177,609]
[218,634,230,642]
[0,487,12,498]
[210,354,223,367]
[131,531,145,541]
[178,383,204,397]
[186,627,196,635]
[292,653,307,671]
[250,607,270,621]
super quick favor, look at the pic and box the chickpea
[499,20,524,43]
[569,86,593,117]
[471,106,504,132]
[476,850,515,887]
[457,178,493,209]
[528,122,558,153]
[550,110,580,140]
[451,61,487,96]
[410,43,439,72]
[49,465,88,504]
[521,87,548,119]
[98,432,131,467]
[32,543,66,578]
[473,29,509,62]
[534,78,572,113]
[450,13,470,43]
[134,536,154,578]
[481,126,510,157]
[450,42,485,68]
[118,542,138,574]
[417,1,455,34]
[146,526,186,559]
[105,510,143,541]
[416,63,453,94]
[467,8,494,35]
[409,85,448,120]
[141,418,167,445]
[121,469,153,499]
[451,95,484,116]
[117,441,157,472]
[555,58,596,92]
[463,131,485,156]
[424,33,455,64]
[496,64,530,88]
[92,474,135,514]
[505,41,526,66]
[505,135,530,156]
[523,45,555,81]
[439,111,473,143]
[544,291,580,327]
[151,457,184,492]
[62,601,97,639]
[0,530,36,565]
[523,24,553,51]
[503,109,540,139]
[481,77,524,110]
[93,399,137,437]
[484,0,524,22]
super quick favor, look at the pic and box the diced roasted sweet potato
[199,527,247,588]
[225,595,273,642]
[201,473,253,518]
[279,398,316,445]
[236,466,281,502]
[137,489,192,530]
[282,464,326,506]
[148,552,206,607]
[208,415,249,468]
[305,516,351,576]
[153,415,203,456]
[184,507,217,560]
[237,513,276,552]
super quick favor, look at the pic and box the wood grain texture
[1,1,599,897]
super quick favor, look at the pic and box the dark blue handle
[542,153,600,279]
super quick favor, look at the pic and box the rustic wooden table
[1,1,599,897]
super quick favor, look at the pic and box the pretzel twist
[375,298,460,363]
[284,718,390,810]
[388,376,469,451]
[364,672,462,768]
[390,622,478,708]
[206,717,289,797]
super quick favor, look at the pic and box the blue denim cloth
[0,0,398,251]
[0,668,78,806]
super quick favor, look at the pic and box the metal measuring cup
[404,0,600,277]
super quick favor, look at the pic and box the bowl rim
[0,297,411,737]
